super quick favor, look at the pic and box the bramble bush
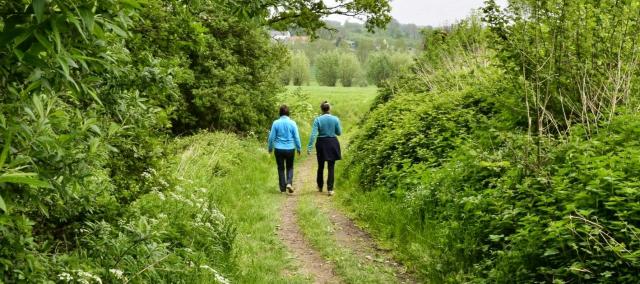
[345,14,640,283]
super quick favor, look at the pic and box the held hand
[307,149,311,155]
[297,150,301,155]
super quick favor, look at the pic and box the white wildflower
[156,191,166,201]
[214,271,230,284]
[109,269,124,280]
[141,171,152,179]
[58,272,73,282]
[74,270,102,284]
[199,265,230,284]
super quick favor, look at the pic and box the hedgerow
[346,13,640,283]
[0,0,385,282]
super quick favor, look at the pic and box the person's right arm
[335,117,342,136]
[267,123,276,152]
[307,118,319,152]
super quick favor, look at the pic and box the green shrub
[365,51,413,86]
[290,51,311,86]
[345,16,640,283]
[315,50,340,86]
[338,52,362,87]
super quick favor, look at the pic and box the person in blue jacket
[307,101,342,196]
[268,105,302,194]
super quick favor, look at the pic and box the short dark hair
[320,101,330,113]
[279,105,290,116]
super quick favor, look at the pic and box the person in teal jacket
[268,105,301,194]
[307,101,342,196]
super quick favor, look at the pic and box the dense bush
[337,52,362,87]
[315,50,340,86]
[290,51,311,86]
[0,0,392,282]
[127,0,287,134]
[365,51,413,86]
[346,15,640,283]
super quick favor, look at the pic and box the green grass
[172,132,309,284]
[169,85,381,283]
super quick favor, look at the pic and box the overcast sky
[327,0,508,27]
[390,0,508,26]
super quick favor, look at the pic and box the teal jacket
[307,114,342,151]
[268,116,301,152]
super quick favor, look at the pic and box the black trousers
[274,149,295,191]
[317,158,336,191]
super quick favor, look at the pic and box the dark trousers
[274,149,295,191]
[317,158,336,191]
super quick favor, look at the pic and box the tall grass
[170,132,308,283]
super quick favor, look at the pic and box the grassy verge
[171,132,308,283]
[332,177,430,279]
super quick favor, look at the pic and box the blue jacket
[307,114,342,151]
[268,116,301,152]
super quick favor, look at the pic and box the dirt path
[278,156,416,283]
[314,195,416,284]
[278,157,340,284]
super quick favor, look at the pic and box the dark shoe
[317,186,323,192]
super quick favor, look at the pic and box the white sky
[327,0,509,27]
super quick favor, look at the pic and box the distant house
[270,31,291,42]
[344,40,357,49]
[290,36,310,43]
[335,37,357,49]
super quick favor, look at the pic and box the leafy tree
[483,0,640,135]
[338,52,362,87]
[356,37,375,63]
[126,0,287,134]
[280,66,292,85]
[365,52,393,85]
[226,0,393,38]
[0,0,153,279]
[315,50,340,86]
[290,51,311,86]
[390,52,413,74]
[0,0,393,281]
[366,51,413,86]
